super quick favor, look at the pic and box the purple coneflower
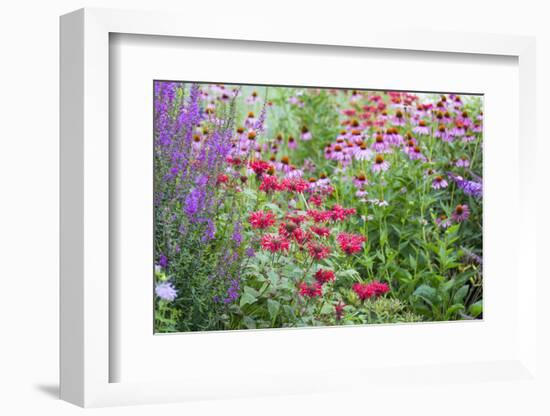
[372,154,390,173]
[436,214,452,229]
[452,204,470,223]
[300,126,312,141]
[413,120,430,135]
[455,157,470,168]
[432,175,448,190]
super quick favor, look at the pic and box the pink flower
[330,204,356,221]
[248,210,276,229]
[432,175,448,190]
[452,204,470,223]
[372,154,390,173]
[281,177,309,193]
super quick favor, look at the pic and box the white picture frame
[60,7,539,408]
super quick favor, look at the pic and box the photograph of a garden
[154,81,483,333]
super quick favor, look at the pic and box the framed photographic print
[60,7,541,409]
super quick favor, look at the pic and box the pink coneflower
[298,282,323,298]
[337,232,366,255]
[307,242,331,260]
[434,124,453,142]
[432,175,448,190]
[352,281,390,301]
[261,234,290,253]
[452,204,470,223]
[246,90,260,105]
[384,127,403,146]
[391,109,406,125]
[435,214,452,229]
[371,132,389,152]
[455,157,470,168]
[372,154,390,173]
[288,135,297,149]
[353,173,368,189]
[315,269,335,285]
[248,210,276,229]
[413,119,430,135]
[408,145,426,161]
[354,143,373,161]
[244,111,257,128]
[301,126,312,141]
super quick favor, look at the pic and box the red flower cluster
[337,232,366,255]
[278,222,310,244]
[307,242,331,260]
[310,226,330,238]
[249,210,276,229]
[280,177,309,193]
[298,282,323,298]
[314,269,335,284]
[259,175,283,192]
[307,205,356,223]
[216,174,229,184]
[330,204,356,221]
[352,281,390,301]
[334,301,346,320]
[261,233,290,253]
[249,160,273,175]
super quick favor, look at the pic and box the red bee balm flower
[248,210,276,229]
[352,281,390,301]
[307,242,331,260]
[314,269,335,285]
[298,282,323,298]
[334,301,346,320]
[337,232,366,255]
[259,175,282,192]
[249,160,273,175]
[310,226,331,238]
[330,204,356,221]
[281,177,310,193]
[261,234,290,253]
[216,174,229,184]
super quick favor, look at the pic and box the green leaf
[243,316,256,329]
[445,304,465,320]
[240,292,257,307]
[453,285,469,304]
[469,301,483,318]
[267,299,280,319]
[412,284,438,307]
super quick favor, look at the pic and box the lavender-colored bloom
[223,278,240,304]
[245,247,256,257]
[155,281,178,301]
[159,253,168,268]
[232,222,242,245]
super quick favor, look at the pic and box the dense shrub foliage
[154,82,483,332]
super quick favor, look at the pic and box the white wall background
[0,1,548,415]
